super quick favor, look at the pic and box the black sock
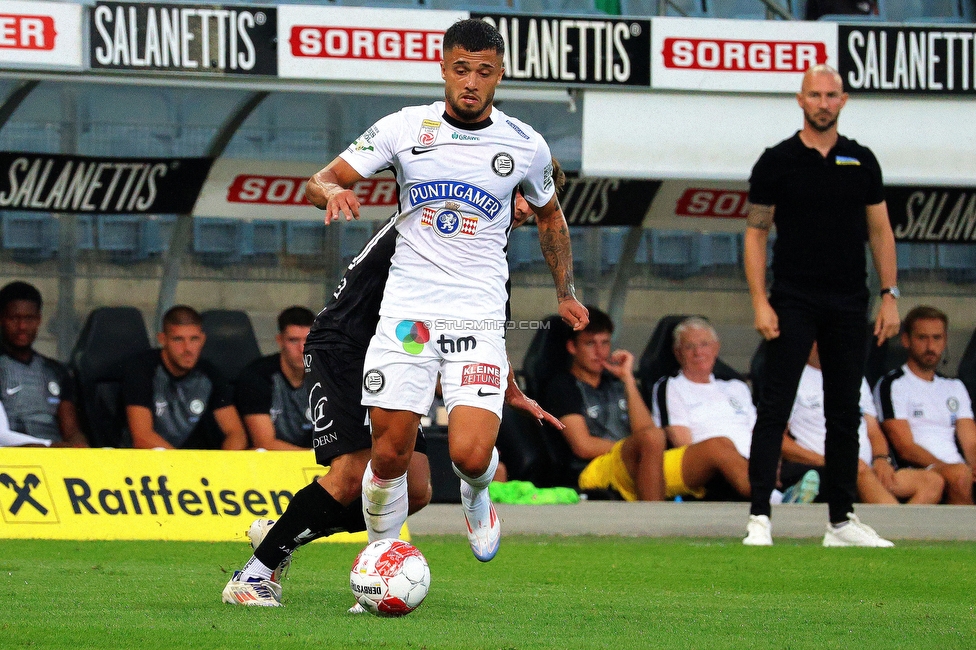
[253,481,345,569]
[338,497,367,534]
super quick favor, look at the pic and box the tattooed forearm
[746,203,775,230]
[538,210,577,302]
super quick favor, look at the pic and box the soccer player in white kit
[306,19,588,562]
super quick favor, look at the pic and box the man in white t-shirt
[651,317,755,501]
[784,342,944,504]
[305,19,588,562]
[875,306,976,504]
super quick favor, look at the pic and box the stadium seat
[699,233,740,268]
[882,0,966,22]
[650,230,701,279]
[285,221,326,257]
[70,306,152,447]
[199,309,262,385]
[601,228,649,272]
[1,212,57,262]
[520,0,606,14]
[637,314,743,408]
[957,328,976,403]
[97,215,151,263]
[521,314,574,400]
[621,0,706,16]
[937,244,976,283]
[896,242,937,272]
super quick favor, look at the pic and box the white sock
[454,448,499,508]
[362,461,408,543]
[239,555,273,581]
[769,489,784,505]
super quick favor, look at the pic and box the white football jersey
[788,365,874,465]
[653,372,756,459]
[340,101,554,323]
[875,365,973,464]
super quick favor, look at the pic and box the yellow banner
[0,448,403,543]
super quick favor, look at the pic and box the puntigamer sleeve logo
[0,449,363,542]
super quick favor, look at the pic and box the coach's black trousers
[749,287,868,524]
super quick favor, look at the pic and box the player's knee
[633,427,665,457]
[319,469,363,504]
[945,465,972,495]
[919,472,945,500]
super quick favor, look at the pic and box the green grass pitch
[1,537,974,649]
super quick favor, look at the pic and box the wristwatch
[879,286,900,299]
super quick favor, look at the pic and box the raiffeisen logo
[0,467,56,523]
[62,475,294,518]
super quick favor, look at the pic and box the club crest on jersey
[421,202,478,237]
[491,152,514,177]
[418,119,441,147]
[409,180,502,221]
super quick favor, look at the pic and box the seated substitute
[0,281,87,447]
[235,306,315,450]
[121,305,247,450]
[651,317,756,501]
[875,305,976,504]
[783,342,944,504]
[539,307,666,501]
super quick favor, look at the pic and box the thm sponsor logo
[675,189,749,219]
[0,14,57,51]
[291,26,443,61]
[226,175,396,207]
[663,38,826,72]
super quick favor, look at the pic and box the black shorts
[305,340,426,467]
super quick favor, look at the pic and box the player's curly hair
[443,19,505,57]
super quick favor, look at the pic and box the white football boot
[461,484,501,562]
[222,571,283,607]
[247,519,292,582]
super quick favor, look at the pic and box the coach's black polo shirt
[749,131,884,297]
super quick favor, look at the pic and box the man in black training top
[743,64,900,547]
[0,281,88,447]
[121,305,247,450]
[235,306,315,450]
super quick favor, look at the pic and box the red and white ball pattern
[350,539,430,617]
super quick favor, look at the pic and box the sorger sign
[0,1,82,69]
[651,16,836,93]
[194,159,398,221]
[277,5,467,82]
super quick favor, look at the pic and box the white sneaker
[248,518,292,582]
[823,513,894,548]
[743,514,773,546]
[461,488,501,562]
[222,571,283,606]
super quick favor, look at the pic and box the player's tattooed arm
[534,196,589,330]
[745,203,775,230]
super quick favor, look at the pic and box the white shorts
[361,316,508,419]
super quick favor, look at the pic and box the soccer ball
[350,539,430,617]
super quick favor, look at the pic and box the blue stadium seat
[650,229,701,278]
[143,216,176,255]
[937,244,976,282]
[285,221,326,257]
[428,0,522,9]
[194,217,250,266]
[881,0,967,22]
[700,232,739,268]
[1,212,57,261]
[896,242,937,271]
[340,220,375,261]
[251,220,283,256]
[76,215,95,250]
[97,215,150,262]
[508,227,545,270]
[601,227,649,271]
[520,0,605,14]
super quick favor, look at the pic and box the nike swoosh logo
[477,388,499,397]
[5,386,22,395]
[411,147,435,155]
[365,509,390,517]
